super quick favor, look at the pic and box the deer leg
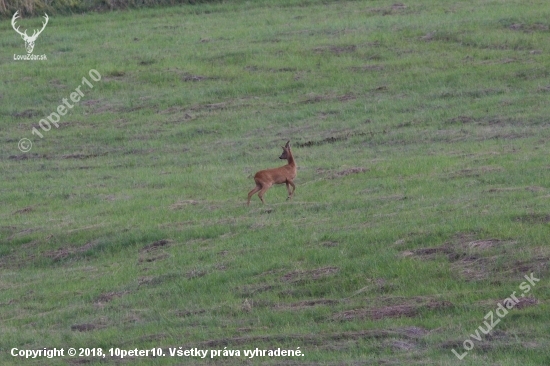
[247,183,262,206]
[285,182,292,200]
[257,184,272,204]
[287,180,296,200]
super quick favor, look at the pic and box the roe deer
[247,141,297,205]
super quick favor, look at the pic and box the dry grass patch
[43,240,101,261]
[274,299,340,310]
[446,165,504,179]
[333,298,452,321]
[402,233,520,281]
[281,266,339,283]
[349,64,385,72]
[175,309,207,317]
[179,327,430,349]
[169,200,200,210]
[95,291,130,307]
[509,255,549,274]
[330,167,368,179]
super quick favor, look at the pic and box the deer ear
[285,140,290,147]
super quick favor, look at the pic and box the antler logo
[12,10,49,54]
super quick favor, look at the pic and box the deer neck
[286,152,296,168]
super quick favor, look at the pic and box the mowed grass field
[2,0,550,364]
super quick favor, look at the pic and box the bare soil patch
[297,135,346,147]
[514,213,550,224]
[13,109,42,118]
[138,58,156,66]
[313,45,357,55]
[140,239,172,253]
[349,65,385,72]
[479,296,540,310]
[338,93,356,102]
[81,99,102,106]
[71,323,101,332]
[272,67,297,72]
[295,131,366,148]
[9,153,48,160]
[478,116,524,126]
[317,111,339,120]
[439,329,518,351]
[298,92,357,104]
[513,296,538,309]
[12,206,34,215]
[61,152,107,159]
[378,194,406,201]
[138,253,169,263]
[486,186,539,193]
[182,73,214,82]
[245,65,297,73]
[447,115,535,127]
[187,101,233,113]
[96,291,129,304]
[447,115,475,124]
[446,165,504,179]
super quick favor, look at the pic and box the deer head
[279,141,291,160]
[12,11,49,54]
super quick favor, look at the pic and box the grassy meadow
[1,0,550,364]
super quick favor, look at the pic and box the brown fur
[247,141,297,205]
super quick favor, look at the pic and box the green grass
[2,0,550,364]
